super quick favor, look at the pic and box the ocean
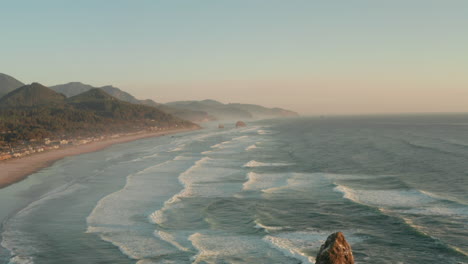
[0,115,467,264]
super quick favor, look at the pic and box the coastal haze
[2,1,468,115]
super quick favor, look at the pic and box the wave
[333,185,435,208]
[209,136,250,151]
[169,144,186,152]
[8,256,34,264]
[243,160,293,168]
[173,155,192,161]
[336,183,468,258]
[87,229,176,261]
[245,144,257,151]
[232,135,249,141]
[2,183,85,264]
[336,183,468,216]
[150,157,212,225]
[154,231,190,252]
[242,172,289,192]
[257,130,273,135]
[188,232,293,264]
[86,154,200,262]
[402,217,468,257]
[263,231,324,264]
[210,141,230,149]
[253,219,285,232]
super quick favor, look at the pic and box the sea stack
[235,121,246,128]
[315,232,354,264]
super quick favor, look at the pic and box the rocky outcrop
[316,232,354,264]
[235,121,246,128]
[218,124,224,129]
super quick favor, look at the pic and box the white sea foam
[91,231,176,261]
[257,130,273,135]
[402,206,468,217]
[188,232,293,263]
[154,231,190,252]
[419,189,468,206]
[401,217,468,257]
[209,136,249,150]
[242,172,289,191]
[243,160,292,168]
[253,219,285,232]
[232,135,249,141]
[173,155,192,161]
[210,142,229,149]
[169,144,185,152]
[86,153,200,262]
[151,157,243,226]
[263,232,321,264]
[88,155,197,229]
[245,144,257,151]
[8,256,34,264]
[334,185,435,208]
[336,183,468,257]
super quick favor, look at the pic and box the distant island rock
[315,232,354,264]
[235,121,247,128]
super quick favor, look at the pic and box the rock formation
[235,121,246,128]
[218,124,224,129]
[315,232,354,264]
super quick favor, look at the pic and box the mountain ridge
[1,74,299,123]
[0,73,25,98]
[0,82,66,108]
[0,83,196,144]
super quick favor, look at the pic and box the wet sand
[0,128,198,189]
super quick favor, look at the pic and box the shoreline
[0,127,199,189]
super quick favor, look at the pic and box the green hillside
[0,85,196,144]
[0,83,66,108]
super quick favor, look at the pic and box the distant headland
[0,72,298,187]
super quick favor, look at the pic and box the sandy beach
[0,127,198,189]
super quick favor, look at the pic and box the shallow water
[1,116,467,263]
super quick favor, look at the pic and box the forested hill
[0,73,24,98]
[0,83,197,144]
[0,82,66,108]
[50,82,214,122]
[50,82,299,122]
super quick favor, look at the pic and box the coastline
[0,127,199,189]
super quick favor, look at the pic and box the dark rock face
[316,232,354,264]
[235,121,246,128]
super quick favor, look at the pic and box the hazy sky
[1,0,467,114]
